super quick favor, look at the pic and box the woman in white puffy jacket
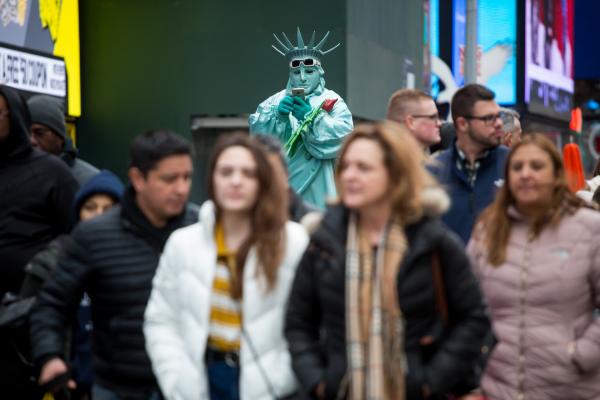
[144,133,309,400]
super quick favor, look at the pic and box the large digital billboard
[452,0,517,105]
[525,0,574,121]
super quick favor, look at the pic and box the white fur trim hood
[421,186,451,217]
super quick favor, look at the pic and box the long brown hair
[335,121,438,223]
[476,134,584,266]
[207,133,288,298]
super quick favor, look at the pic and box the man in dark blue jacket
[429,84,509,244]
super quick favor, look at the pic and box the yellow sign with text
[39,0,81,117]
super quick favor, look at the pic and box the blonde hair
[386,89,433,123]
[336,121,438,223]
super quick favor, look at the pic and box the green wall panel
[77,0,347,195]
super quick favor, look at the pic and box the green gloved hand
[292,96,312,121]
[277,96,294,115]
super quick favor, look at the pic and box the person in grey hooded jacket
[27,94,98,186]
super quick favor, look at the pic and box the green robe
[249,88,353,209]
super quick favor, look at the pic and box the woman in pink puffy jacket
[467,134,600,400]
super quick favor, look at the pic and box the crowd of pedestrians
[0,69,599,400]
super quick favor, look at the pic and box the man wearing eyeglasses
[386,89,442,151]
[249,28,353,209]
[429,83,509,244]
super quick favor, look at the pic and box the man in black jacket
[0,85,78,299]
[0,86,79,398]
[30,130,198,399]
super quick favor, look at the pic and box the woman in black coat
[285,122,491,400]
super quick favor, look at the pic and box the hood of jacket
[313,186,450,253]
[198,200,218,237]
[74,169,125,222]
[420,186,451,218]
[0,85,32,161]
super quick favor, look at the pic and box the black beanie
[27,95,66,139]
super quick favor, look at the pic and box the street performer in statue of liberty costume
[249,28,353,209]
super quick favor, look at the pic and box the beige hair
[336,121,439,224]
[386,89,433,123]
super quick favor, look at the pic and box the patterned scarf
[345,212,407,400]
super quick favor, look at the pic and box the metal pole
[464,0,478,84]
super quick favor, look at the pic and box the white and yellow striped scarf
[207,222,242,352]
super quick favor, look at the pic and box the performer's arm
[248,93,294,143]
[302,98,353,160]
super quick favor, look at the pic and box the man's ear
[404,115,415,130]
[455,116,468,133]
[128,167,145,192]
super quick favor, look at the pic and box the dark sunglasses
[289,58,321,68]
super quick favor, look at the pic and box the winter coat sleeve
[300,98,353,160]
[571,235,600,373]
[248,93,293,145]
[144,237,202,400]
[29,231,89,364]
[425,231,491,395]
[19,236,65,298]
[249,92,353,161]
[284,243,326,396]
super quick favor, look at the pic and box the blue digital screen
[451,0,517,104]
[430,0,440,98]
[430,0,439,58]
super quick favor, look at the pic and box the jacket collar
[120,186,191,253]
[451,139,502,166]
[198,200,218,239]
[507,204,525,221]
[312,202,449,280]
[312,187,450,256]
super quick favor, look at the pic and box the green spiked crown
[272,27,340,62]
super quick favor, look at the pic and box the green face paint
[273,29,339,87]
[272,28,339,96]
[289,63,321,95]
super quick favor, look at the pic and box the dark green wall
[77,0,347,185]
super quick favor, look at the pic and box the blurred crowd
[0,54,598,400]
